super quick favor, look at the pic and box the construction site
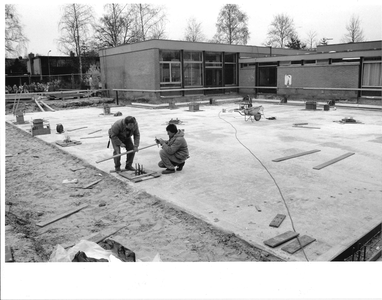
[4,93,382,262]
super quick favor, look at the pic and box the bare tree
[94,4,135,48]
[342,14,365,43]
[184,18,205,42]
[213,4,249,45]
[265,14,296,48]
[305,30,318,50]
[58,4,94,82]
[5,4,29,57]
[131,4,167,41]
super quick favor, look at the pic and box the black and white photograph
[2,0,381,299]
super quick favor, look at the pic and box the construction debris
[334,117,363,124]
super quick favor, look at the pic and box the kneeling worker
[156,124,189,174]
[109,116,140,172]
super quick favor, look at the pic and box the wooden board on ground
[82,179,102,189]
[281,235,316,254]
[56,140,82,147]
[116,168,161,183]
[313,152,355,170]
[269,214,286,227]
[88,129,102,135]
[36,204,88,227]
[62,225,127,249]
[67,126,87,132]
[109,169,129,173]
[272,149,321,162]
[293,125,321,129]
[70,166,86,172]
[264,231,299,248]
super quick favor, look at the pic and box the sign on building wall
[285,74,292,86]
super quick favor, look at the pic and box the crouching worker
[108,116,140,172]
[156,124,189,174]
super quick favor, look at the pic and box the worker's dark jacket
[162,130,189,161]
[108,119,140,147]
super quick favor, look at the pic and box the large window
[224,53,237,85]
[362,60,382,97]
[183,51,203,87]
[160,50,181,84]
[362,61,382,87]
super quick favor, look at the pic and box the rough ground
[4,100,283,262]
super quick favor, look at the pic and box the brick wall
[277,64,360,100]
[101,49,159,100]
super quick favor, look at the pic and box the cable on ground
[218,110,309,262]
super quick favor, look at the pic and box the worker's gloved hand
[134,146,139,152]
[158,138,165,146]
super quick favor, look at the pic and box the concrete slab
[5,101,382,261]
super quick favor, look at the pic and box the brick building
[99,39,381,104]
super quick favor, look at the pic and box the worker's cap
[124,116,136,124]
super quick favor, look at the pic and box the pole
[96,143,157,164]
[47,50,51,82]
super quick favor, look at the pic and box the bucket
[16,114,25,124]
[305,101,316,110]
[104,106,110,114]
[323,104,330,111]
[33,119,44,129]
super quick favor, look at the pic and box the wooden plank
[34,99,45,112]
[40,100,55,112]
[62,225,127,249]
[55,140,82,147]
[269,214,286,228]
[281,235,316,254]
[88,129,102,135]
[37,204,88,227]
[313,152,355,170]
[134,174,161,183]
[70,166,86,172]
[272,149,321,162]
[67,126,88,132]
[80,136,103,139]
[293,125,321,129]
[293,123,308,126]
[109,169,129,173]
[82,179,102,189]
[116,169,161,183]
[264,231,299,248]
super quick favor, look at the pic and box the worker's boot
[125,164,135,171]
[176,162,185,171]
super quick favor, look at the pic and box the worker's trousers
[158,149,183,169]
[111,137,135,169]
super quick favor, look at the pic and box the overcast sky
[6,0,382,56]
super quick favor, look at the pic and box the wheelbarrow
[237,105,264,122]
